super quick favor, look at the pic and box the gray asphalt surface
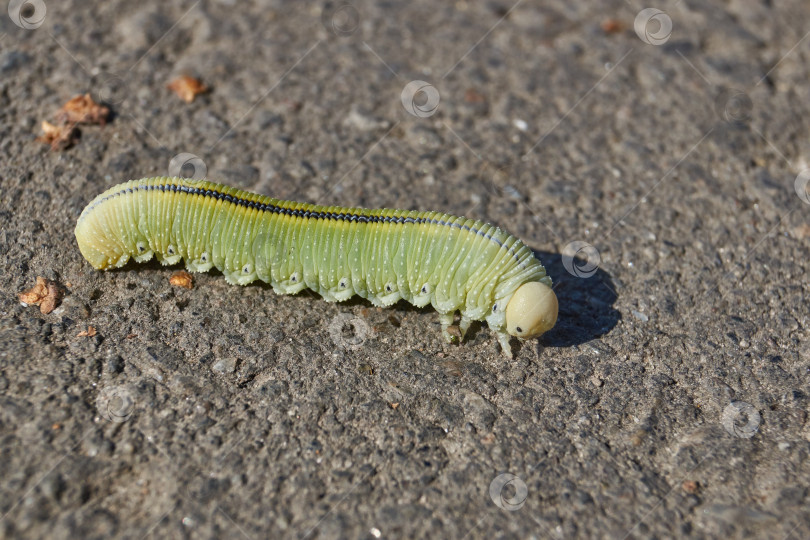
[1,0,809,538]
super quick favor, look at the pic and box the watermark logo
[489,473,528,511]
[328,313,371,350]
[401,80,440,118]
[169,153,207,181]
[562,241,601,278]
[794,169,810,205]
[92,72,130,106]
[97,386,135,423]
[8,0,46,29]
[715,88,752,125]
[634,8,672,46]
[721,401,760,439]
[321,2,360,37]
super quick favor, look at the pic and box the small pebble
[106,355,124,375]
[632,310,648,322]
[512,118,528,131]
[212,358,237,374]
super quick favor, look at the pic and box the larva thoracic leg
[75,177,558,357]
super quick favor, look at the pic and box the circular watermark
[401,80,440,118]
[97,386,135,423]
[483,179,521,200]
[562,241,601,278]
[321,2,360,37]
[328,313,370,350]
[634,8,672,46]
[794,169,810,205]
[480,166,524,200]
[169,153,207,181]
[91,71,130,106]
[8,0,47,29]
[489,473,528,511]
[714,88,752,125]
[721,401,760,439]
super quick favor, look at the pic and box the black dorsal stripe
[84,181,532,260]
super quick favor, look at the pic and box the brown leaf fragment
[36,120,79,151]
[40,280,62,314]
[682,480,699,494]
[167,75,208,103]
[169,270,193,289]
[19,276,47,305]
[791,224,810,239]
[77,326,97,337]
[481,433,496,444]
[601,18,624,34]
[19,276,63,314]
[464,88,487,104]
[55,93,111,126]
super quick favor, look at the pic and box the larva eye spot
[137,242,146,253]
[505,281,558,339]
[167,245,175,255]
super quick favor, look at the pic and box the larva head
[505,281,558,339]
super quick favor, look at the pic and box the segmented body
[75,177,551,347]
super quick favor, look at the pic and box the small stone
[40,473,64,501]
[0,50,31,73]
[268,327,284,343]
[54,295,90,320]
[343,108,391,131]
[106,354,124,375]
[631,310,648,322]
[212,358,237,374]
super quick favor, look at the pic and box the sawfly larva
[75,177,558,357]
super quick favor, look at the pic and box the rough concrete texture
[1,0,809,538]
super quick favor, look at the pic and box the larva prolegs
[439,311,457,343]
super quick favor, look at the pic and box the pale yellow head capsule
[505,281,558,339]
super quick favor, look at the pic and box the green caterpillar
[75,177,558,357]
